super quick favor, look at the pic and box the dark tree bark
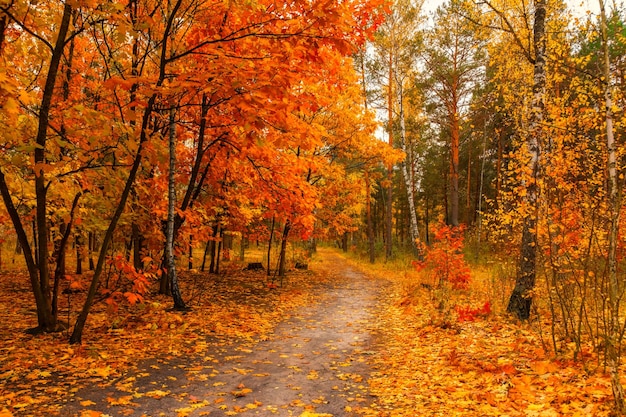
[131,223,143,271]
[209,225,219,274]
[75,234,83,275]
[267,216,275,276]
[385,49,393,261]
[88,232,95,271]
[201,240,210,272]
[52,193,81,321]
[0,4,73,333]
[188,234,193,270]
[365,172,375,263]
[278,220,291,278]
[215,229,223,275]
[506,0,546,320]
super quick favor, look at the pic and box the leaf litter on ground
[0,264,324,416]
[342,255,615,417]
[0,251,620,417]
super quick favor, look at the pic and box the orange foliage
[414,222,471,289]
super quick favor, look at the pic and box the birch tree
[505,0,547,320]
[370,0,424,255]
[598,0,625,410]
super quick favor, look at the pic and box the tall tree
[0,2,77,333]
[505,0,547,320]
[598,0,625,410]
[368,0,425,257]
[166,106,186,310]
[421,0,485,227]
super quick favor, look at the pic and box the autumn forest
[1,0,626,415]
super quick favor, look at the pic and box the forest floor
[0,248,618,416]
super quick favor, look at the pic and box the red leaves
[455,301,491,322]
[414,221,471,289]
[100,255,156,310]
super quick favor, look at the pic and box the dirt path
[62,250,385,416]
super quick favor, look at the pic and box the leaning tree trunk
[0,4,73,333]
[506,0,546,320]
[70,95,154,343]
[71,0,185,343]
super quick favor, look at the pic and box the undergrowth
[339,236,614,416]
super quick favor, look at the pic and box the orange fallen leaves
[346,256,615,416]
[0,268,324,416]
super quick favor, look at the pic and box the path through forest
[62,250,385,416]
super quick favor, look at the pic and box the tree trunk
[385,48,394,261]
[365,172,375,263]
[449,97,460,227]
[75,234,83,275]
[599,0,625,411]
[398,83,421,255]
[278,220,291,278]
[201,240,210,272]
[496,128,503,210]
[132,223,143,271]
[209,225,219,274]
[69,0,186,338]
[359,48,376,264]
[188,234,193,270]
[166,107,186,310]
[267,216,275,276]
[425,196,430,245]
[239,234,245,261]
[52,193,80,321]
[0,169,51,331]
[88,232,95,271]
[506,0,546,321]
[70,94,159,343]
[215,229,223,275]
[0,4,73,333]
[466,140,472,225]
